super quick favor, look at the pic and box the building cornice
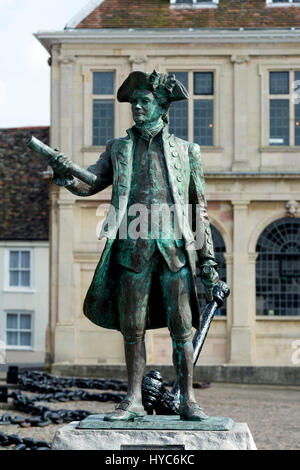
[35,28,300,53]
[205,172,300,179]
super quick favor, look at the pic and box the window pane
[7,331,18,346]
[7,314,18,329]
[194,72,214,95]
[9,251,19,269]
[295,71,300,145]
[169,101,188,140]
[270,72,289,95]
[9,270,19,287]
[169,72,189,91]
[269,99,289,146]
[20,332,31,347]
[295,103,300,145]
[93,72,114,95]
[20,314,31,330]
[93,100,114,146]
[194,100,214,146]
[20,271,30,287]
[256,218,300,316]
[21,251,30,269]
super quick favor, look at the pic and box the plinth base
[51,415,257,450]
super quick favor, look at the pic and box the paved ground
[1,381,299,450]
[197,383,300,450]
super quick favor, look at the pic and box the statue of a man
[51,71,219,422]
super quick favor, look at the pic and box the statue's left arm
[188,143,219,299]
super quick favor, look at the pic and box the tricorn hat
[117,70,189,104]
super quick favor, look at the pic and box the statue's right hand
[50,154,74,187]
[50,154,71,176]
[52,171,74,187]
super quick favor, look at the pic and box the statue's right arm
[53,141,113,197]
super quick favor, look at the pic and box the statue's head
[117,70,189,125]
[130,88,165,126]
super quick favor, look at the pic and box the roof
[69,0,300,29]
[0,127,50,241]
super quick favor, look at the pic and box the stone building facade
[36,0,300,371]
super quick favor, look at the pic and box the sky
[0,0,90,128]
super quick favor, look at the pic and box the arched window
[256,217,300,316]
[197,224,227,316]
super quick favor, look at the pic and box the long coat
[83,127,215,331]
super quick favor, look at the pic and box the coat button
[172,151,178,157]
[177,175,183,182]
[174,163,180,170]
[169,140,175,147]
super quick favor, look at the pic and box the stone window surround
[82,65,122,149]
[3,247,35,293]
[163,64,222,148]
[169,70,214,145]
[92,72,115,146]
[259,64,300,150]
[4,310,34,351]
[170,0,219,9]
[255,217,300,317]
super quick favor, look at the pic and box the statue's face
[131,89,164,125]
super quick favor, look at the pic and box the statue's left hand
[212,281,230,308]
[200,263,219,302]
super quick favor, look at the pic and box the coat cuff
[198,222,216,264]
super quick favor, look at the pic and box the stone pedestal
[51,415,257,450]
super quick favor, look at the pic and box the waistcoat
[114,126,186,273]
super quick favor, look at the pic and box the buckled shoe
[180,400,208,421]
[104,399,146,422]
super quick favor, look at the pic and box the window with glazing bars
[9,250,31,288]
[172,0,219,5]
[196,225,227,316]
[168,71,214,146]
[267,0,300,5]
[93,72,115,146]
[256,217,300,316]
[269,71,300,146]
[6,312,32,348]
[295,71,300,145]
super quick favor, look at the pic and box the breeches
[116,251,193,344]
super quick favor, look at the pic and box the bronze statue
[28,71,221,422]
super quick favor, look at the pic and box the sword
[170,280,230,400]
[142,280,230,414]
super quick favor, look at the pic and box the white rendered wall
[0,241,49,365]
